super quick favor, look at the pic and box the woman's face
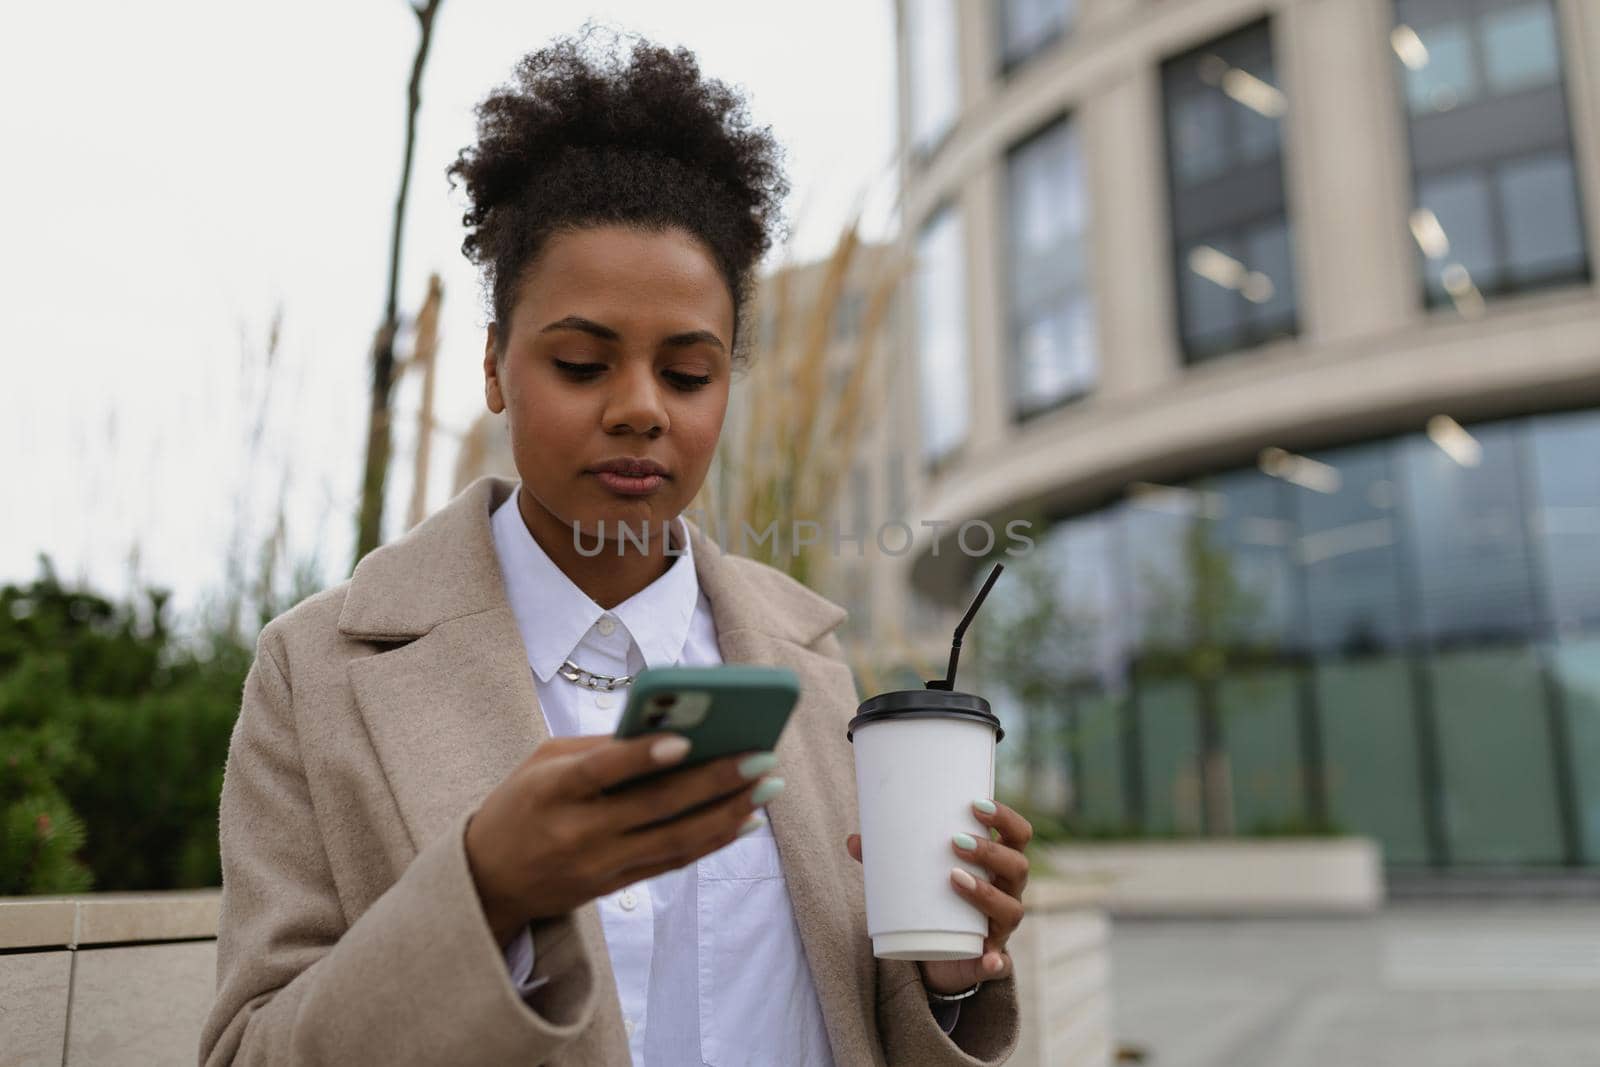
[484,225,735,544]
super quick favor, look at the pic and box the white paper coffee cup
[848,689,1003,960]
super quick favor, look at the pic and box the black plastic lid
[846,689,1003,743]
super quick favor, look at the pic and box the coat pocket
[695,827,833,1066]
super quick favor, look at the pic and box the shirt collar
[489,488,700,684]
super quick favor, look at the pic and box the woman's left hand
[844,799,1033,996]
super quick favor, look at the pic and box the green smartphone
[604,665,801,803]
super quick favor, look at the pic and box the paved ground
[1107,903,1600,1067]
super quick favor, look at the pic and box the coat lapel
[346,603,543,850]
[340,477,545,853]
[338,477,627,1054]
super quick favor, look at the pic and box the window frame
[1000,109,1100,423]
[1389,0,1593,311]
[1158,16,1301,364]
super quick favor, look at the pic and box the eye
[666,370,713,391]
[554,358,605,379]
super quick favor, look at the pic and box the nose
[602,358,669,438]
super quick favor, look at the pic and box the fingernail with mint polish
[973,798,997,815]
[738,814,766,837]
[737,751,778,780]
[953,832,977,852]
[751,777,786,806]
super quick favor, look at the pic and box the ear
[483,323,506,414]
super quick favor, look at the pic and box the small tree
[355,0,445,564]
[1136,512,1271,835]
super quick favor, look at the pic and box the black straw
[926,562,1005,691]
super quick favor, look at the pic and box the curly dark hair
[446,28,790,369]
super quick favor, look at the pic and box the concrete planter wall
[1,880,1113,1065]
[0,891,220,1066]
[1007,878,1114,1067]
[1043,837,1385,917]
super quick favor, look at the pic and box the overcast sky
[0,1,898,618]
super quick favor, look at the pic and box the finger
[845,833,862,864]
[516,734,610,776]
[603,778,770,875]
[976,949,1012,980]
[949,866,1024,936]
[554,733,693,798]
[598,749,777,833]
[972,799,1033,851]
[951,833,1029,894]
[609,813,767,887]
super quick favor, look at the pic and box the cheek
[507,382,586,457]
[675,396,727,464]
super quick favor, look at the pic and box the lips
[589,457,669,477]
[588,457,669,497]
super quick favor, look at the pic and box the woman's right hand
[463,733,779,947]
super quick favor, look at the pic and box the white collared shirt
[488,489,835,1066]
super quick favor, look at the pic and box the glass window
[999,0,1076,70]
[1293,443,1408,655]
[1218,668,1305,832]
[1416,168,1497,301]
[1528,408,1600,632]
[1482,1,1561,94]
[1057,513,1129,683]
[1015,408,1600,866]
[1137,679,1204,834]
[1394,0,1589,309]
[1403,20,1477,113]
[906,0,960,156]
[1161,20,1298,361]
[1122,487,1210,656]
[1500,153,1587,283]
[1429,644,1565,864]
[1005,117,1097,416]
[1316,656,1431,863]
[1072,689,1131,831]
[913,206,971,464]
[1553,639,1600,861]
[1399,420,1540,645]
[1198,469,1299,649]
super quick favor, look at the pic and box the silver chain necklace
[556,658,634,692]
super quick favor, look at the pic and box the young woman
[201,32,1030,1066]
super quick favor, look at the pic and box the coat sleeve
[199,632,600,1066]
[876,959,1020,1066]
[808,628,1022,1066]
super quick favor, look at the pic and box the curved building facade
[892,0,1600,868]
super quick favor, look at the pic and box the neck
[516,488,678,610]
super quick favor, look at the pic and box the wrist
[464,812,527,947]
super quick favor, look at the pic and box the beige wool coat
[199,476,1020,1066]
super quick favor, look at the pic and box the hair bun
[446,27,788,364]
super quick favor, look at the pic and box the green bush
[0,566,250,894]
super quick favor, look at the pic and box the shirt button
[618,888,637,911]
[595,692,616,709]
[597,616,617,636]
[624,1017,636,1039]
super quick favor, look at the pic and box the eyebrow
[538,315,726,352]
